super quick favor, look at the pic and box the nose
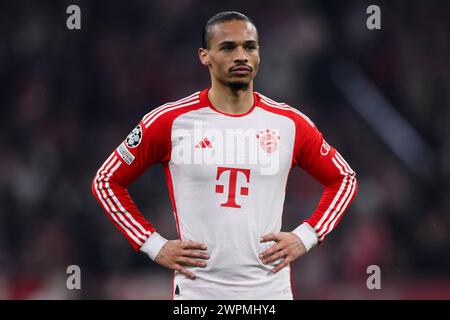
[233,46,248,63]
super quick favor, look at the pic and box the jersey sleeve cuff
[291,222,318,252]
[139,232,168,260]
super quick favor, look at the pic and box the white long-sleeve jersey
[92,88,358,299]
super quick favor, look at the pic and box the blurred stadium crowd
[0,0,449,299]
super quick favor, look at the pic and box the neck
[208,79,254,115]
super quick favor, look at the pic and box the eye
[245,43,258,51]
[220,45,234,51]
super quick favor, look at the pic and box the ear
[198,48,210,67]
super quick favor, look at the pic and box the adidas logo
[195,137,213,149]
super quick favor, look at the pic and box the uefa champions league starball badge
[257,129,280,153]
[125,125,142,148]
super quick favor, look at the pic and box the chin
[227,80,250,91]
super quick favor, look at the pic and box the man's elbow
[348,170,358,203]
[352,174,358,199]
[91,172,100,200]
[339,166,358,202]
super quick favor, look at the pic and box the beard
[227,80,250,91]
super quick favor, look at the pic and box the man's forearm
[91,152,156,251]
[301,163,357,245]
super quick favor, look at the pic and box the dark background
[0,0,449,299]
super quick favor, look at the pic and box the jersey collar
[200,88,259,117]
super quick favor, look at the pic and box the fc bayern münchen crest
[125,125,142,148]
[256,129,280,153]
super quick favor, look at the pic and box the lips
[231,66,252,72]
[230,66,252,75]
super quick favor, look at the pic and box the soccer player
[91,11,357,300]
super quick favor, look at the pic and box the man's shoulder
[140,90,204,129]
[255,92,315,128]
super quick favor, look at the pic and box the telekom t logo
[215,167,251,208]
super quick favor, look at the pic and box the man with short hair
[92,11,357,300]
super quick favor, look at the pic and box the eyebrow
[218,40,258,46]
